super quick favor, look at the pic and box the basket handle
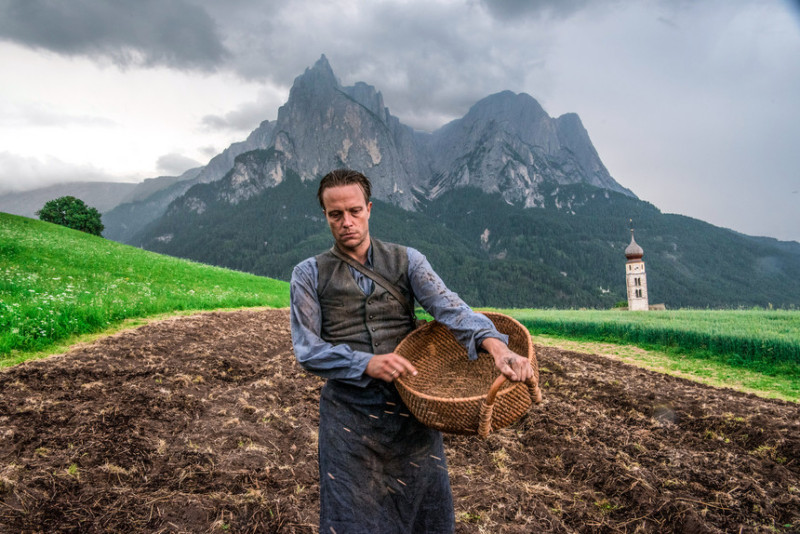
[527,376,543,405]
[478,375,542,439]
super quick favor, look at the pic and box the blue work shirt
[290,245,508,387]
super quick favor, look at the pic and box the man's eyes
[329,209,361,217]
[327,208,362,220]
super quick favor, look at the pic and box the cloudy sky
[1,0,798,241]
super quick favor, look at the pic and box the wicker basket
[394,312,542,438]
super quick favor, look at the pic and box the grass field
[0,213,289,363]
[500,308,800,401]
[501,308,800,362]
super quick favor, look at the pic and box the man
[290,169,533,533]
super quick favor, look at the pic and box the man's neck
[338,236,371,265]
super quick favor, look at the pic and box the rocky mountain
[102,54,800,308]
[201,55,634,210]
[102,54,634,241]
[213,56,427,209]
[423,91,633,206]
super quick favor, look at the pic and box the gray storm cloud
[0,0,229,70]
[156,153,202,176]
[0,152,116,193]
[201,94,279,133]
[4,103,118,128]
[480,0,597,19]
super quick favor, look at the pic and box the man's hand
[481,337,533,382]
[365,353,418,382]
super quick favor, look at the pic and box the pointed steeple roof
[625,229,644,260]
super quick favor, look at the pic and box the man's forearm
[408,248,508,359]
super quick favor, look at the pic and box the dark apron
[318,379,455,534]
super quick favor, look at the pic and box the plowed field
[1,309,798,533]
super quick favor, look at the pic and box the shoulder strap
[330,246,416,319]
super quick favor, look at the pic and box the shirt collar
[365,243,374,269]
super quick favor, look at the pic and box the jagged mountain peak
[432,90,555,157]
[342,81,388,123]
[104,56,635,241]
[227,58,631,208]
[286,54,340,104]
[463,90,548,125]
[307,54,338,85]
[423,87,633,204]
[247,55,424,209]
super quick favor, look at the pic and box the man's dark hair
[317,169,372,210]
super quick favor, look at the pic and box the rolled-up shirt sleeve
[407,248,508,360]
[290,258,373,387]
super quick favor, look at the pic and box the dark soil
[1,308,798,533]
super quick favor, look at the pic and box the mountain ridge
[132,171,800,308]
[94,54,634,239]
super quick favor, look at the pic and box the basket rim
[395,311,533,403]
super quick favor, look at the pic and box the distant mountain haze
[0,182,138,218]
[0,168,202,218]
[100,123,276,242]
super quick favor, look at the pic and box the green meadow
[0,213,289,365]
[501,308,800,401]
[504,308,800,363]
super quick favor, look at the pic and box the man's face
[321,183,372,253]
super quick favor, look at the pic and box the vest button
[369,314,374,319]
[371,327,377,332]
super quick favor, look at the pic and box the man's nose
[342,213,353,227]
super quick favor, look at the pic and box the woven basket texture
[394,312,540,435]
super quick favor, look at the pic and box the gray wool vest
[316,239,416,355]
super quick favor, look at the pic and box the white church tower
[625,229,649,311]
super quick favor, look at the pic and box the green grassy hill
[0,213,289,363]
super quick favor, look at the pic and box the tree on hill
[37,196,104,236]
